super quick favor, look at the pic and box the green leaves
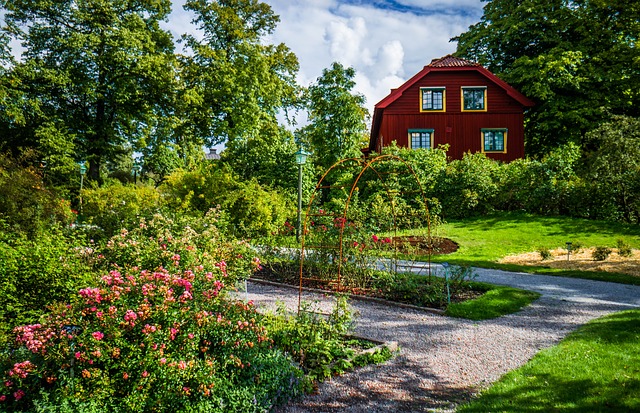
[455,0,640,156]
[303,62,369,172]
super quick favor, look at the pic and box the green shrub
[264,296,355,383]
[161,164,293,238]
[538,247,553,261]
[0,153,74,236]
[0,227,93,346]
[592,246,612,261]
[81,182,162,240]
[434,152,501,218]
[616,239,633,257]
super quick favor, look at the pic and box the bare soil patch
[500,247,640,277]
[392,236,459,255]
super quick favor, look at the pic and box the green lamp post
[79,162,87,216]
[295,148,310,243]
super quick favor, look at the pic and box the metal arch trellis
[297,154,433,313]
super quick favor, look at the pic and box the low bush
[81,182,162,240]
[0,153,74,236]
[0,227,93,347]
[538,247,553,261]
[263,296,392,383]
[592,246,612,261]
[617,239,633,257]
[161,164,293,238]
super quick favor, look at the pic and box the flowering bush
[0,212,304,412]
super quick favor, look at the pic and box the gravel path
[243,265,640,412]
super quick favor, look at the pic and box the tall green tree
[454,0,640,156]
[584,115,640,223]
[179,0,300,149]
[1,0,178,183]
[302,62,369,172]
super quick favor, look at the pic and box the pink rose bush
[0,212,304,412]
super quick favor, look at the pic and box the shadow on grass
[458,310,640,412]
[451,212,640,239]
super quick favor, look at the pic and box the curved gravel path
[244,265,640,412]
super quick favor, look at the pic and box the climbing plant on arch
[298,154,436,310]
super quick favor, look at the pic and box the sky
[163,0,485,118]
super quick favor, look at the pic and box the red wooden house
[368,55,534,161]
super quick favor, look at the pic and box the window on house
[462,87,487,111]
[409,129,434,150]
[420,87,445,111]
[482,129,507,152]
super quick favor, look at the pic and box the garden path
[244,265,640,412]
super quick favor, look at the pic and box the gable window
[462,86,487,111]
[409,129,434,150]
[482,129,507,153]
[420,87,445,112]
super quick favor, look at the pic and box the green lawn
[457,309,640,412]
[445,283,540,321]
[417,212,640,284]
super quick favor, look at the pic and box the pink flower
[177,360,187,370]
[169,328,178,341]
[142,371,149,378]
[353,241,359,247]
[383,237,392,244]
[142,324,157,335]
[91,331,104,341]
[124,310,137,323]
[13,389,25,401]
[372,234,379,242]
[78,287,102,303]
[159,358,167,364]
[0,395,6,401]
[123,372,129,380]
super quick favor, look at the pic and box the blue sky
[164,0,485,117]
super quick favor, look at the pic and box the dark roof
[205,148,221,160]
[368,55,535,153]
[427,54,480,68]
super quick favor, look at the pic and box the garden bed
[253,261,484,311]
[501,248,640,277]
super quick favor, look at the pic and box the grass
[445,283,541,321]
[457,309,640,412]
[416,212,640,285]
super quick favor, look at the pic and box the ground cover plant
[457,309,640,412]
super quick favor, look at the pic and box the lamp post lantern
[295,149,309,243]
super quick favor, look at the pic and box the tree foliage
[180,0,300,148]
[455,0,640,156]
[584,115,640,223]
[1,0,178,183]
[302,62,369,172]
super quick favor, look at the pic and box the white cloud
[267,0,484,113]
[162,0,483,114]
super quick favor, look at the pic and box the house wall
[378,70,526,161]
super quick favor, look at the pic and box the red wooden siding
[370,57,534,162]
